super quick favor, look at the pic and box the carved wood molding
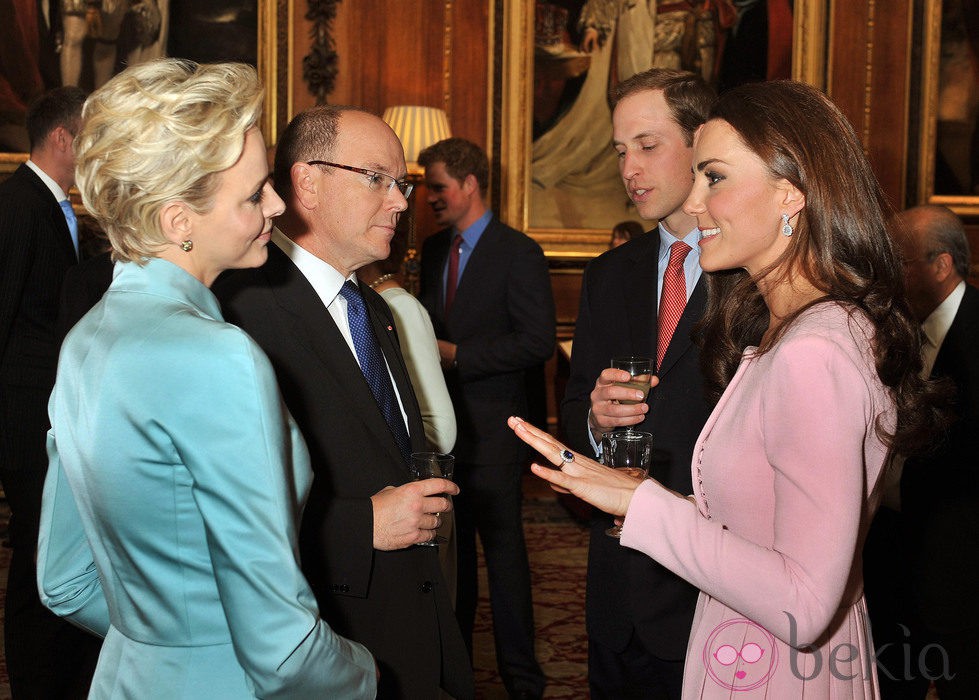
[303,0,342,103]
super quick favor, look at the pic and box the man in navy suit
[216,106,473,700]
[0,86,101,696]
[896,205,978,698]
[560,69,715,699]
[418,137,554,700]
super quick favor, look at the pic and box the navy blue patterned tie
[338,281,411,463]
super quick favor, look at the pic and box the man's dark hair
[417,137,489,195]
[610,68,715,146]
[26,86,87,151]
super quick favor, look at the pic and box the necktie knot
[339,279,364,311]
[668,240,692,265]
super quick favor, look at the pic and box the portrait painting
[528,0,794,232]
[932,0,978,197]
[1,0,258,155]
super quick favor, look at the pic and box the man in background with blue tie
[0,86,102,696]
[560,68,715,699]
[215,105,473,700]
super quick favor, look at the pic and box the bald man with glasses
[215,106,473,700]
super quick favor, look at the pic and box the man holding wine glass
[560,68,716,699]
[215,106,474,700]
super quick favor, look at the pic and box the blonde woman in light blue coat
[37,59,377,698]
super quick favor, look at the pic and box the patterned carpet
[473,485,590,698]
[0,482,592,699]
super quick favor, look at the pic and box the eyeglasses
[307,161,413,198]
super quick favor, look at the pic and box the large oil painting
[497,0,827,254]
[531,1,792,231]
[917,0,979,217]
[1,0,286,168]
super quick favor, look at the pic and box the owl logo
[702,618,778,691]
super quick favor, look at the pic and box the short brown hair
[611,68,715,146]
[417,137,489,195]
[26,86,87,150]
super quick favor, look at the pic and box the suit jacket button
[341,584,349,593]
[420,581,433,593]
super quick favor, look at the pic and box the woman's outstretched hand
[507,416,645,517]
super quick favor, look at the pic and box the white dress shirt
[881,279,966,511]
[272,230,410,429]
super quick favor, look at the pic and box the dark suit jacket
[560,232,710,660]
[216,242,473,699]
[418,217,556,465]
[56,250,114,341]
[0,163,79,546]
[901,282,979,635]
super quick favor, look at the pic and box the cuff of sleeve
[586,410,602,458]
[619,479,696,554]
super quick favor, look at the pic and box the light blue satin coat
[37,258,377,698]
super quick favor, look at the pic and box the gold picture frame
[496,0,828,257]
[1,0,292,175]
[915,0,979,217]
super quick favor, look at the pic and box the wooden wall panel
[827,1,914,211]
[292,1,488,148]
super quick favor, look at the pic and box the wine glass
[600,430,652,537]
[409,452,454,546]
[610,356,654,417]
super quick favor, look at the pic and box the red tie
[657,241,692,370]
[444,234,463,314]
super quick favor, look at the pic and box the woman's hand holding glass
[507,416,647,518]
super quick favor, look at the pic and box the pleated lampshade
[382,105,452,173]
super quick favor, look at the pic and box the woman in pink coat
[510,80,943,698]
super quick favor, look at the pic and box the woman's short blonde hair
[74,59,264,262]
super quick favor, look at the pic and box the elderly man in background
[899,205,977,698]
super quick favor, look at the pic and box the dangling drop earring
[781,213,793,237]
[180,240,194,252]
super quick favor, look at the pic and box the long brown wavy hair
[695,81,944,455]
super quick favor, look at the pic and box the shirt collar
[455,210,493,248]
[657,222,702,259]
[921,280,966,349]
[273,229,353,308]
[25,159,68,202]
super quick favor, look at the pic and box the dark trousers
[1,383,101,699]
[455,460,544,697]
[929,626,979,699]
[4,542,102,699]
[589,630,684,700]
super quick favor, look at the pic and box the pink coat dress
[621,302,889,698]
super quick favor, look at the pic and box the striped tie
[657,241,691,370]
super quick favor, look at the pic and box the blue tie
[338,281,412,463]
[60,200,79,258]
